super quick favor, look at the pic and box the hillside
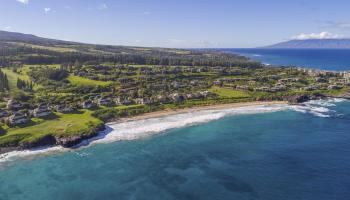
[0,30,257,68]
[264,39,350,49]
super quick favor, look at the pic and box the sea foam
[0,99,346,164]
[0,104,287,164]
[91,104,288,144]
[289,98,347,118]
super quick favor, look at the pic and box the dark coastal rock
[284,95,311,104]
[55,124,105,148]
[283,93,327,104]
[55,135,87,148]
[0,124,106,154]
[20,135,56,149]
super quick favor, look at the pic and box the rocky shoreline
[0,93,348,155]
[0,124,105,155]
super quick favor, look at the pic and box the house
[213,80,222,86]
[0,109,10,118]
[115,97,133,105]
[199,91,210,98]
[328,85,343,90]
[190,80,199,86]
[81,100,96,109]
[33,104,52,117]
[236,85,249,91]
[55,104,73,113]
[172,81,180,89]
[156,95,168,103]
[169,93,185,102]
[98,98,112,106]
[135,98,152,105]
[8,111,29,125]
[7,100,22,110]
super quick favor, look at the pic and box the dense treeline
[0,69,9,92]
[0,44,261,68]
[28,68,68,83]
[16,78,33,91]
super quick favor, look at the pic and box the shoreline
[114,101,288,123]
[0,101,287,159]
[0,97,347,163]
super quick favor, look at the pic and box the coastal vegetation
[0,30,349,153]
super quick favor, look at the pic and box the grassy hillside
[67,75,113,86]
[209,86,251,98]
[2,68,31,94]
[0,110,103,146]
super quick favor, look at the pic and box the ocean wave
[0,104,288,165]
[92,104,288,144]
[0,146,66,165]
[0,99,346,164]
[288,98,346,118]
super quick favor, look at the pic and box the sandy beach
[117,101,288,123]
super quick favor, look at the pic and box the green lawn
[0,110,103,145]
[2,68,31,93]
[67,75,112,86]
[115,104,145,110]
[209,86,251,98]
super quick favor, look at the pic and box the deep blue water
[225,48,350,71]
[0,100,350,200]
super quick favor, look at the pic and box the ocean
[1,49,350,200]
[225,48,350,71]
[0,99,350,200]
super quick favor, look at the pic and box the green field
[2,68,31,93]
[67,75,113,86]
[209,86,251,98]
[0,110,103,146]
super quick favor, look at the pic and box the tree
[0,69,9,92]
[16,78,33,91]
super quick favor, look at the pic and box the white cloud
[98,3,108,10]
[16,0,29,4]
[143,11,151,15]
[44,7,51,14]
[292,32,342,40]
[4,26,12,30]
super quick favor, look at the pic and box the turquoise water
[0,100,350,200]
[225,48,350,71]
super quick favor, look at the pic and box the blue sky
[1,0,350,48]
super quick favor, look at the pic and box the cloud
[98,3,108,10]
[16,0,29,4]
[4,26,12,31]
[292,32,342,40]
[322,20,350,29]
[44,7,51,14]
[143,11,151,15]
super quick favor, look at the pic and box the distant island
[263,39,350,49]
[0,30,349,154]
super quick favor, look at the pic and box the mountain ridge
[0,30,77,45]
[263,39,350,49]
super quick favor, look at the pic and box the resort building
[7,100,23,110]
[55,104,73,113]
[8,111,29,125]
[81,100,96,109]
[33,104,52,117]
